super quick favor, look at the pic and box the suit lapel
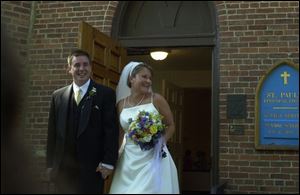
[58,85,72,138]
[77,81,95,138]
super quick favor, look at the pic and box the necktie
[75,89,82,105]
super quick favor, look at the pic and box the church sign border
[255,60,299,150]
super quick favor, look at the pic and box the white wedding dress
[109,102,179,194]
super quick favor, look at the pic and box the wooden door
[79,21,126,89]
[162,79,184,190]
[78,21,126,193]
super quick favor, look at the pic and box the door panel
[162,79,184,189]
[79,21,126,88]
[79,21,126,193]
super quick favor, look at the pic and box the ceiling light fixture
[150,51,169,61]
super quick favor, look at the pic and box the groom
[46,49,119,193]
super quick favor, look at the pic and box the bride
[109,62,179,194]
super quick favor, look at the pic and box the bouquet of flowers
[127,110,167,158]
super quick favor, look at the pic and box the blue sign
[255,61,299,150]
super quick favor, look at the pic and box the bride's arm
[117,99,126,155]
[153,93,175,143]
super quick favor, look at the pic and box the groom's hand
[96,164,113,179]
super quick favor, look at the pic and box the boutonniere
[87,87,97,100]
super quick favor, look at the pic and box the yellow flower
[150,125,158,134]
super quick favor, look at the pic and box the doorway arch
[111,1,220,193]
[112,1,216,47]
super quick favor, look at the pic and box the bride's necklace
[128,94,145,107]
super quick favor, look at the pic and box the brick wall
[216,1,299,193]
[1,1,32,61]
[1,1,298,194]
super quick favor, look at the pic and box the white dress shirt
[72,79,90,98]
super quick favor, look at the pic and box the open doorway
[127,47,212,193]
[112,1,219,191]
[182,88,211,193]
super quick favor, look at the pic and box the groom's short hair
[67,49,91,66]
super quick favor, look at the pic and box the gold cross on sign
[280,71,290,85]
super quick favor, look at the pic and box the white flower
[143,135,152,142]
[88,87,97,98]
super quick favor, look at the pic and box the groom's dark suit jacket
[46,80,119,192]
